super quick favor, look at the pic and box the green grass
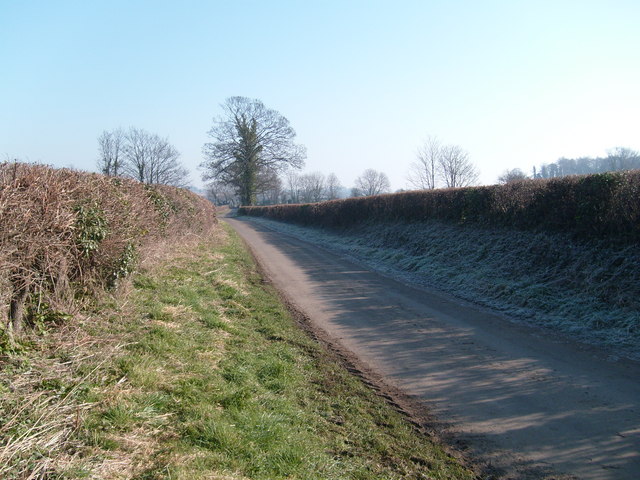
[0,225,475,479]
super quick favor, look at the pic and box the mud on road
[226,217,640,480]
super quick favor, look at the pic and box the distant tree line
[533,147,640,179]
[206,165,395,207]
[97,127,189,187]
[283,171,345,204]
[498,147,640,184]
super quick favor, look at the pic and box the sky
[1,0,639,191]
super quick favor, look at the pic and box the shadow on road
[228,217,640,480]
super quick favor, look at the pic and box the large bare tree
[408,136,440,190]
[97,128,125,176]
[123,127,189,187]
[438,145,479,188]
[202,97,306,205]
[407,137,479,189]
[97,127,189,187]
[353,168,391,196]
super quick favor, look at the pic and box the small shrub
[27,302,72,331]
[110,242,137,287]
[74,203,108,256]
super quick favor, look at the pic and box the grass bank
[0,224,475,479]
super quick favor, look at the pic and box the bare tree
[256,168,283,205]
[325,172,343,200]
[408,136,440,190]
[97,128,125,176]
[147,140,189,187]
[298,172,326,203]
[262,176,284,205]
[497,168,528,184]
[556,157,577,177]
[575,157,595,175]
[438,145,478,188]
[607,147,640,171]
[284,170,302,203]
[122,127,189,187]
[202,96,306,205]
[354,168,391,196]
[123,127,148,182]
[206,180,238,207]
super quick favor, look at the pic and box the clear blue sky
[2,1,639,190]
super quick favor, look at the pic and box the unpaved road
[226,217,640,480]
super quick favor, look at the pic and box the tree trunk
[9,284,29,334]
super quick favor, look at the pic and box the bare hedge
[239,171,640,242]
[0,162,216,333]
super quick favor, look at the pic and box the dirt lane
[226,217,640,480]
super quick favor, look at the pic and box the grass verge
[0,224,475,479]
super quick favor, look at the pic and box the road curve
[225,217,640,480]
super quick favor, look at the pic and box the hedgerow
[239,171,640,242]
[0,162,216,336]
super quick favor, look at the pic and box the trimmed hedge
[1,162,217,333]
[239,171,640,242]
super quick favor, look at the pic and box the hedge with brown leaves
[0,162,216,333]
[239,171,640,242]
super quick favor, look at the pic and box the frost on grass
[247,217,640,361]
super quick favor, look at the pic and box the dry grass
[1,225,476,479]
[0,227,224,479]
[0,162,218,478]
[0,316,128,478]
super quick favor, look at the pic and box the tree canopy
[202,97,306,205]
